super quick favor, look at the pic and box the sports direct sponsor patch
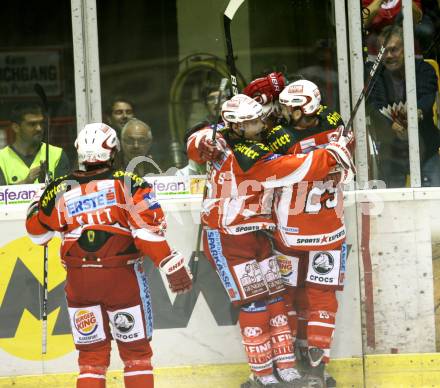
[68,305,106,345]
[66,188,116,217]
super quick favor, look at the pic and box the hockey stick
[34,83,51,355]
[191,78,229,281]
[343,44,386,136]
[223,0,245,96]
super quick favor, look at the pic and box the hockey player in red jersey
[187,93,353,387]
[264,79,355,386]
[26,123,192,388]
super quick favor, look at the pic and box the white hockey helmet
[221,94,263,124]
[75,122,120,165]
[279,80,321,115]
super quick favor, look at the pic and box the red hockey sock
[284,288,297,341]
[239,302,273,376]
[267,297,296,369]
[306,287,338,363]
[77,366,106,388]
[296,287,309,355]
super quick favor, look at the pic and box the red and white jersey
[25,168,172,266]
[187,126,337,235]
[266,106,347,250]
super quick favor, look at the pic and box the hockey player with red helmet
[187,93,353,387]
[263,79,355,386]
[26,123,192,388]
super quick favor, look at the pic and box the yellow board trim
[1,354,440,387]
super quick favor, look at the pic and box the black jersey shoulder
[112,170,151,193]
[316,105,344,131]
[40,174,75,215]
[232,140,271,172]
[268,105,345,151]
[265,125,295,154]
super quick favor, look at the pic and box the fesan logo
[74,310,98,336]
[0,186,37,205]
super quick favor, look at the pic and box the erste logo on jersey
[66,188,116,217]
[312,252,334,275]
[143,190,160,210]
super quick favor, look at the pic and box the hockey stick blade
[223,0,245,97]
[224,0,245,21]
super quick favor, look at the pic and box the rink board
[1,355,440,387]
[0,180,438,385]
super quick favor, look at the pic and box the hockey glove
[243,72,286,105]
[160,251,193,294]
[326,134,356,183]
[196,132,226,162]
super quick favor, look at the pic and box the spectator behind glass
[362,0,423,57]
[121,118,157,176]
[104,98,135,136]
[0,104,70,185]
[367,25,440,187]
[203,85,228,123]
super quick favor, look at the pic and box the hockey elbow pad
[160,251,193,294]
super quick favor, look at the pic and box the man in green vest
[0,104,70,185]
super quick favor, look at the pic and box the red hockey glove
[328,125,355,154]
[243,72,286,104]
[326,134,356,184]
[160,251,193,294]
[195,132,226,162]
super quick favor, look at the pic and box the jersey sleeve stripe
[132,228,166,242]
[28,231,55,245]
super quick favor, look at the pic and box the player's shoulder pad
[265,125,295,154]
[317,105,344,130]
[233,140,271,172]
[39,174,72,215]
[113,170,151,193]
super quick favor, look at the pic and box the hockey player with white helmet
[26,123,192,388]
[261,79,355,387]
[187,94,353,387]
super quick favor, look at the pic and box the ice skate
[240,373,286,387]
[324,370,336,387]
[297,348,326,387]
[276,366,302,383]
